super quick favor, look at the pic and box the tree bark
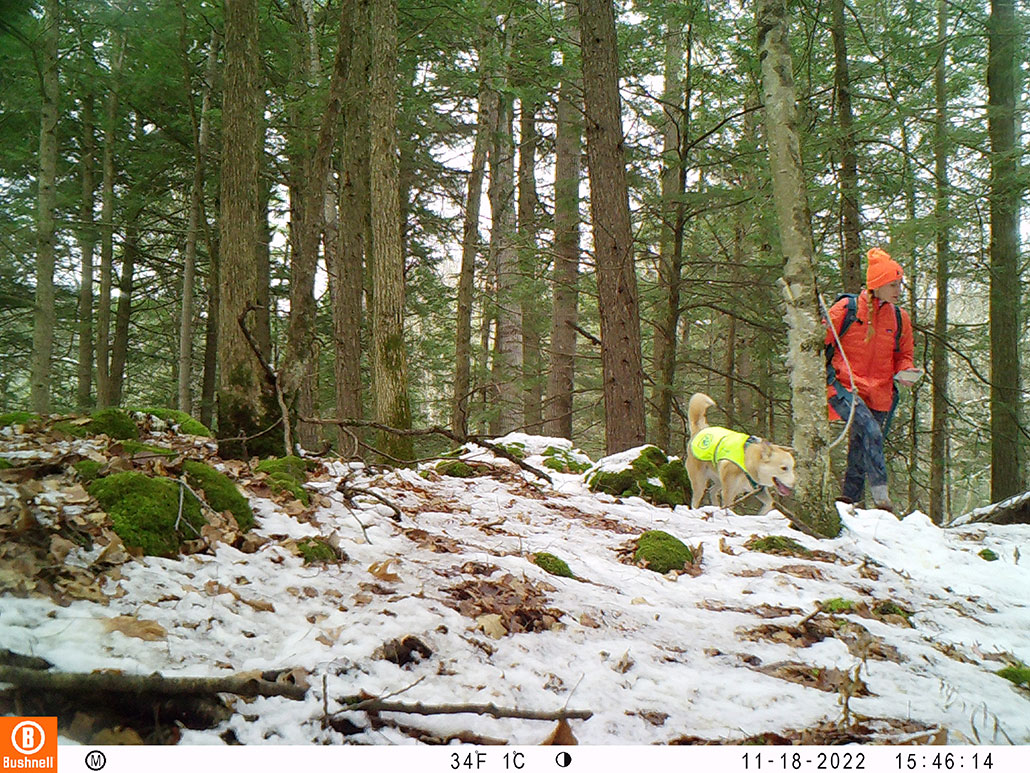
[929,0,950,524]
[652,3,688,452]
[831,0,861,294]
[96,33,123,409]
[756,0,838,536]
[369,0,414,460]
[519,99,543,433]
[987,0,1024,500]
[29,0,59,414]
[543,4,581,441]
[109,217,138,406]
[217,0,281,459]
[489,74,523,435]
[578,0,646,454]
[330,0,369,453]
[178,27,219,415]
[452,34,496,438]
[75,92,97,410]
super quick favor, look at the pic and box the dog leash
[819,292,858,451]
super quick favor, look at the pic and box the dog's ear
[759,440,773,458]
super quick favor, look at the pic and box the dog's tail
[687,393,716,437]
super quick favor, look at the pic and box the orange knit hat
[866,247,903,289]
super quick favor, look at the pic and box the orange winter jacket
[825,290,914,416]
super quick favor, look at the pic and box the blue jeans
[828,383,896,501]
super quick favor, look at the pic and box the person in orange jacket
[825,248,922,512]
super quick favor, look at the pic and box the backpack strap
[825,294,857,370]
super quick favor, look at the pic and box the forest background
[1,0,1027,529]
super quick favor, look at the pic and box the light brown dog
[686,393,795,514]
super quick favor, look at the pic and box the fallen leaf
[63,484,92,504]
[49,535,77,564]
[368,559,401,583]
[476,613,507,639]
[540,718,578,745]
[102,615,167,641]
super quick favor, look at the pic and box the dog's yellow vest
[690,427,751,470]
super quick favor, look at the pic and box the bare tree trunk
[453,37,496,438]
[200,231,219,431]
[756,0,838,536]
[489,60,523,435]
[543,5,581,441]
[217,0,281,459]
[929,0,950,524]
[369,0,414,460]
[76,92,97,410]
[96,34,123,409]
[652,4,688,451]
[987,0,1025,500]
[578,0,646,454]
[109,216,138,406]
[831,0,861,293]
[331,0,369,452]
[519,99,543,433]
[178,27,219,415]
[30,0,59,414]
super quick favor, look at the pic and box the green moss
[73,459,104,482]
[141,407,212,437]
[297,537,338,565]
[267,471,310,505]
[542,446,592,474]
[0,411,39,427]
[979,548,999,562]
[88,471,204,556]
[183,460,254,531]
[586,446,691,507]
[86,408,139,440]
[821,597,855,613]
[747,535,811,556]
[997,665,1030,688]
[119,440,177,458]
[435,459,480,478]
[634,530,695,574]
[872,600,912,619]
[532,552,574,578]
[497,441,527,460]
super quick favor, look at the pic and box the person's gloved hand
[894,368,923,387]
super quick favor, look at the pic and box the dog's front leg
[756,487,774,515]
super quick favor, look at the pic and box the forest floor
[1,422,1028,746]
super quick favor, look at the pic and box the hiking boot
[869,485,893,513]
[872,499,895,513]
[835,496,856,505]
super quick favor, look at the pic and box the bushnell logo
[1,718,57,770]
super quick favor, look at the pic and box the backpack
[825,293,903,368]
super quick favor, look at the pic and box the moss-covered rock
[435,459,482,478]
[55,408,139,440]
[141,407,212,437]
[0,411,39,428]
[184,460,254,531]
[979,548,999,562]
[497,441,527,460]
[88,471,204,556]
[821,597,856,613]
[255,456,315,505]
[586,445,691,507]
[73,459,104,482]
[634,530,695,574]
[542,446,592,474]
[296,537,338,565]
[0,457,13,470]
[118,440,178,458]
[746,535,811,556]
[872,600,912,620]
[997,664,1030,688]
[532,552,574,578]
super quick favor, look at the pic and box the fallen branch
[304,417,553,484]
[239,305,293,455]
[0,665,308,701]
[334,698,591,721]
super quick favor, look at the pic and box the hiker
[825,247,922,512]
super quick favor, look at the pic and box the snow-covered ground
[1,430,1028,746]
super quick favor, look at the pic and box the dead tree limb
[303,417,553,484]
[0,665,308,701]
[334,698,591,721]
